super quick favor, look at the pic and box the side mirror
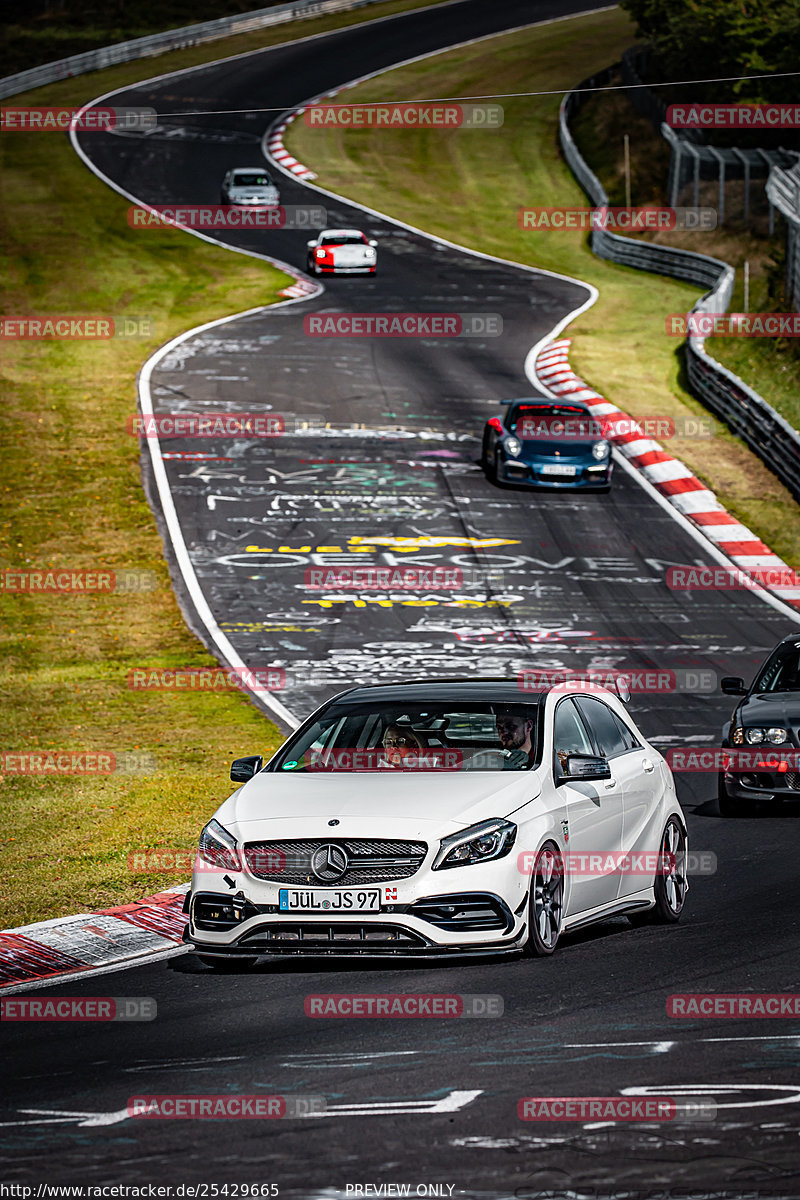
[307,239,317,248]
[557,753,611,784]
[230,754,263,783]
[368,239,378,247]
[721,676,747,696]
[614,675,631,703]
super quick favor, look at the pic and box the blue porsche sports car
[481,398,613,491]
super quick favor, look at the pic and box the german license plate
[540,464,578,476]
[278,888,381,912]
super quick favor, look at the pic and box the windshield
[753,642,800,692]
[321,234,366,245]
[508,404,601,441]
[232,173,271,187]
[270,700,541,772]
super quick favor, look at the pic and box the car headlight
[504,437,522,458]
[739,726,789,745]
[433,818,517,870]
[592,440,610,460]
[198,819,240,871]
[364,248,376,257]
[315,247,327,259]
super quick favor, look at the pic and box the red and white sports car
[306,228,377,275]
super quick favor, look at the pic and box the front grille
[243,838,427,885]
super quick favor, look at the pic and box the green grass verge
[571,79,800,435]
[288,5,800,571]
[0,132,290,928]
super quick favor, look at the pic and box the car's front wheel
[631,816,688,925]
[481,437,497,482]
[524,841,564,956]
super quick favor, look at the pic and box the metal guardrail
[767,162,800,312]
[560,67,800,504]
[0,0,383,100]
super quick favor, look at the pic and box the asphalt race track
[3,1,800,1194]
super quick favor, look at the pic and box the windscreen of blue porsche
[272,701,541,771]
[753,641,800,692]
[508,403,602,440]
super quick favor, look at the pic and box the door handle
[642,758,655,773]
[603,779,617,789]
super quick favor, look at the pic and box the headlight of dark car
[731,726,789,745]
[503,436,522,458]
[433,818,517,870]
[592,440,610,460]
[198,819,241,871]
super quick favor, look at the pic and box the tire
[482,439,494,480]
[197,954,259,972]
[482,438,497,483]
[718,770,748,817]
[632,817,688,926]
[524,841,564,956]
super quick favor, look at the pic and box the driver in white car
[494,706,535,770]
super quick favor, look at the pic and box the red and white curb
[267,109,318,181]
[0,885,189,992]
[279,277,318,298]
[535,339,800,606]
[265,81,358,186]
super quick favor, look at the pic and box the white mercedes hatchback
[185,679,688,967]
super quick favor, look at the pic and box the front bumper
[497,456,612,488]
[317,264,376,274]
[723,764,800,801]
[185,885,527,957]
